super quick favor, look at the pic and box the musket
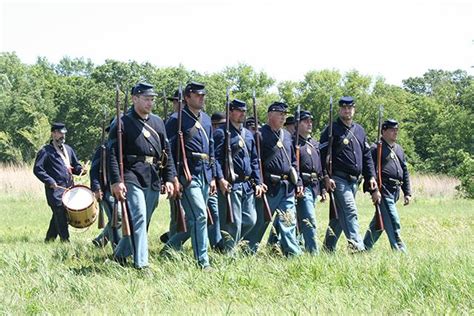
[252,90,272,222]
[374,105,385,231]
[294,104,301,172]
[224,88,236,224]
[97,106,107,229]
[163,90,168,121]
[115,85,131,237]
[173,84,190,232]
[326,96,339,220]
[124,88,128,114]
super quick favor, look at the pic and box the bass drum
[62,185,98,228]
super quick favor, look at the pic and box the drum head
[62,186,94,211]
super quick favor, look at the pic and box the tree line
[0,52,472,197]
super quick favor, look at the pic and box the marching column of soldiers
[33,80,412,271]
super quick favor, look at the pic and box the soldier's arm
[319,126,329,176]
[361,130,376,181]
[158,119,177,183]
[213,128,225,180]
[69,147,83,176]
[89,148,101,192]
[249,135,262,185]
[400,147,411,197]
[107,122,121,186]
[33,148,55,186]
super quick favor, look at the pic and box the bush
[455,151,474,199]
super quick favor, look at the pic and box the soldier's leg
[220,184,245,251]
[273,188,301,256]
[333,176,364,250]
[93,198,113,247]
[124,183,158,268]
[45,208,58,242]
[180,174,210,268]
[207,193,222,248]
[240,189,257,241]
[244,197,271,254]
[297,187,318,254]
[53,205,69,242]
[381,195,406,252]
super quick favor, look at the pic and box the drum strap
[53,141,71,173]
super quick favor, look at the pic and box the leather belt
[126,155,157,164]
[301,172,320,182]
[383,177,403,186]
[333,170,360,183]
[191,152,209,161]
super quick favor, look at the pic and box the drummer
[33,122,86,243]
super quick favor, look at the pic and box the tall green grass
[0,193,472,314]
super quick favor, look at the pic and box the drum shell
[62,185,98,228]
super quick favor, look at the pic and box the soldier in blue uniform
[284,115,296,135]
[295,110,326,254]
[33,122,85,242]
[244,102,303,256]
[109,82,177,269]
[207,112,226,250]
[213,99,265,253]
[90,122,122,249]
[164,81,217,269]
[320,96,380,252]
[363,119,412,252]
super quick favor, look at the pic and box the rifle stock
[326,96,339,220]
[374,105,385,231]
[252,90,272,222]
[115,85,131,237]
[224,88,235,224]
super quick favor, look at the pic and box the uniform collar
[131,107,149,121]
[337,117,354,129]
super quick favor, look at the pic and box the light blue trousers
[218,182,257,251]
[245,183,301,256]
[363,191,406,252]
[166,173,210,268]
[114,183,159,268]
[296,186,319,254]
[323,175,365,251]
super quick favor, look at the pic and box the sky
[1,0,473,86]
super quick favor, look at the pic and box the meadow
[0,165,472,314]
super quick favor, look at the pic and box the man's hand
[94,189,103,201]
[112,182,127,201]
[164,181,175,199]
[173,177,182,199]
[371,190,381,205]
[369,177,377,191]
[320,189,327,203]
[49,182,58,190]
[209,179,217,195]
[324,176,336,192]
[254,184,264,198]
[404,195,411,206]
[296,185,304,198]
[218,178,231,194]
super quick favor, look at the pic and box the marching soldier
[244,102,303,256]
[213,99,265,253]
[33,122,85,243]
[164,81,217,270]
[208,112,226,250]
[90,121,122,249]
[109,82,177,269]
[284,115,296,135]
[363,119,411,252]
[295,110,326,254]
[320,96,380,252]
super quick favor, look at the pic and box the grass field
[0,169,473,314]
